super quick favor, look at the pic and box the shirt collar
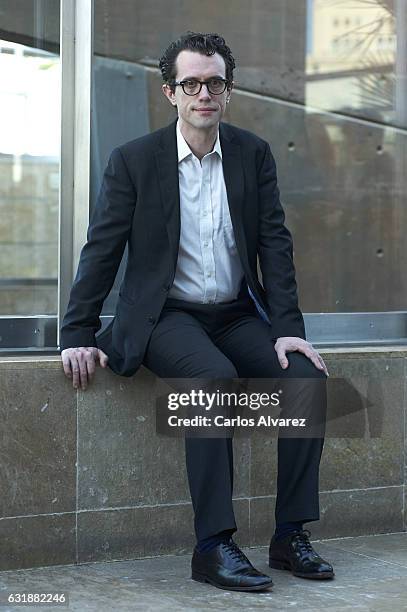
[176,118,222,163]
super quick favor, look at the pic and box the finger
[317,354,329,376]
[70,354,81,389]
[307,351,325,372]
[98,349,109,367]
[275,345,289,369]
[61,352,73,378]
[84,349,96,382]
[308,349,327,374]
[77,352,89,390]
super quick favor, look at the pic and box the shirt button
[203,211,208,217]
[148,315,156,324]
[206,272,212,278]
[204,241,209,247]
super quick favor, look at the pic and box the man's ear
[162,83,177,106]
[226,80,234,103]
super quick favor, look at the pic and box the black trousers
[143,288,327,541]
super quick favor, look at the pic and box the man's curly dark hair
[159,31,236,92]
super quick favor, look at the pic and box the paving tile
[1,533,407,611]
[323,532,407,567]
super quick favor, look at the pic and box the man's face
[162,49,232,131]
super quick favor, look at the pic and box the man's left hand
[274,337,329,376]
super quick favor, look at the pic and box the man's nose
[197,83,211,99]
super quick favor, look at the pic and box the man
[61,31,334,592]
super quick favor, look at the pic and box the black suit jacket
[60,118,305,376]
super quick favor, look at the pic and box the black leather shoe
[269,529,334,579]
[192,539,273,591]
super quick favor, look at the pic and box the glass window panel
[0,0,60,316]
[92,0,406,314]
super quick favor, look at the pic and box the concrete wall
[0,347,406,571]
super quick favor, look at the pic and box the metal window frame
[1,312,406,355]
[58,0,94,349]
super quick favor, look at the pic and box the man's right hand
[61,347,109,390]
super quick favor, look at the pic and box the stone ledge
[1,345,407,369]
[0,348,406,570]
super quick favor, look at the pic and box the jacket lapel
[155,119,180,275]
[220,123,249,271]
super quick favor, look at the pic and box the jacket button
[163,283,171,291]
[148,315,156,324]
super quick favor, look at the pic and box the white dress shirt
[168,119,244,303]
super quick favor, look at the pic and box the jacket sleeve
[59,146,137,351]
[257,141,306,340]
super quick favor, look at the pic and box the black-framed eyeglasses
[172,77,230,96]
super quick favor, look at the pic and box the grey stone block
[77,497,251,564]
[77,368,191,510]
[0,513,76,571]
[249,432,278,498]
[312,486,404,540]
[0,367,76,517]
[320,356,404,490]
[77,368,251,509]
[249,485,404,546]
[249,495,277,547]
[77,503,195,562]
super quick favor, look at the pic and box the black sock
[273,521,304,541]
[196,529,235,553]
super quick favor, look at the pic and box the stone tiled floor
[0,533,406,611]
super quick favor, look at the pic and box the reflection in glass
[307,0,399,126]
[92,0,406,313]
[0,38,60,315]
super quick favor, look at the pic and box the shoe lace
[222,539,250,563]
[290,529,315,554]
